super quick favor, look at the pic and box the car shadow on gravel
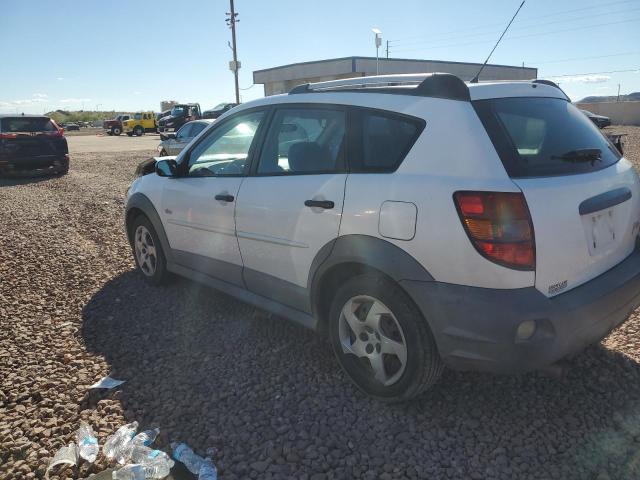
[81,271,640,479]
[0,174,62,187]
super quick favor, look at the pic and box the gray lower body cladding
[402,247,640,373]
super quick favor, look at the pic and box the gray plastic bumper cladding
[401,247,640,373]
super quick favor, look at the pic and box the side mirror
[156,159,178,177]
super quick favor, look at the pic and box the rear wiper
[552,148,602,163]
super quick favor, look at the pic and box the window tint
[353,111,422,172]
[0,117,57,132]
[190,123,207,137]
[257,108,346,175]
[176,123,192,139]
[474,97,621,177]
[186,110,264,177]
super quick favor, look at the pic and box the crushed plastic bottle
[104,421,138,462]
[45,443,78,479]
[143,458,174,479]
[171,442,204,474]
[132,427,160,447]
[112,464,145,480]
[130,444,173,465]
[75,422,99,462]
[198,457,218,480]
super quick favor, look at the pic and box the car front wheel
[134,126,144,136]
[112,127,121,136]
[130,216,169,285]
[329,274,443,402]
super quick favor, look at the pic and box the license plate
[587,208,616,255]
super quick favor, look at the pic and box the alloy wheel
[134,225,157,276]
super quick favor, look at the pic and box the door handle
[304,199,334,209]
[215,194,234,202]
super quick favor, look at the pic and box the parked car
[125,74,640,401]
[157,103,201,132]
[0,114,69,176]
[581,109,611,128]
[103,114,131,136]
[157,119,213,156]
[123,112,157,137]
[63,122,80,131]
[202,102,238,120]
[157,110,171,122]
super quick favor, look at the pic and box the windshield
[171,106,186,116]
[474,97,621,177]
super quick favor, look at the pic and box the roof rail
[532,79,571,101]
[289,73,470,101]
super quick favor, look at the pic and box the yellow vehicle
[123,112,157,136]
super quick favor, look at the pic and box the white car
[126,73,640,401]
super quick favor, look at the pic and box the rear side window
[351,110,424,173]
[0,117,57,132]
[474,97,621,178]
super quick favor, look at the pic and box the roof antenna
[470,0,525,83]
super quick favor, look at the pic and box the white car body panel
[235,174,347,287]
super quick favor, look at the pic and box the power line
[390,17,640,54]
[389,6,640,50]
[388,0,638,45]
[530,51,640,65]
[543,68,640,78]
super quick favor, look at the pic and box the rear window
[0,117,57,133]
[474,97,621,178]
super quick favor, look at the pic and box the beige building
[253,56,537,96]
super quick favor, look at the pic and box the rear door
[0,116,67,162]
[475,97,640,297]
[235,105,348,312]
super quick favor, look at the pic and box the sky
[1,0,639,114]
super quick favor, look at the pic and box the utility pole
[386,40,389,59]
[226,0,240,104]
[617,83,621,102]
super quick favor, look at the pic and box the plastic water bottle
[143,459,174,479]
[130,444,173,465]
[132,428,160,447]
[199,457,218,480]
[104,421,138,461]
[171,442,204,474]
[75,422,99,462]
[112,464,145,480]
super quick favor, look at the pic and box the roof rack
[289,73,471,101]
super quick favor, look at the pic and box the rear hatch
[475,97,640,297]
[0,116,67,162]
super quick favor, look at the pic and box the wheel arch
[309,235,434,336]
[125,193,173,263]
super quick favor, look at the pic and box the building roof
[253,56,537,84]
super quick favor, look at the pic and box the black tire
[329,273,443,402]
[129,215,170,286]
[112,126,122,136]
[134,126,144,136]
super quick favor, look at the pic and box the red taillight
[0,133,17,139]
[454,191,535,270]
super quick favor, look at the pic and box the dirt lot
[1,128,640,480]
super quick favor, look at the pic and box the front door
[159,109,266,286]
[235,105,348,311]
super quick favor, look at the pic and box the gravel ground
[2,128,640,480]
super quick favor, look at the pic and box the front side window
[257,108,346,175]
[176,124,192,139]
[134,113,142,120]
[190,123,207,137]
[474,97,621,177]
[185,110,264,177]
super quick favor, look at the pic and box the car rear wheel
[329,273,443,402]
[112,127,121,136]
[134,126,144,136]
[130,216,169,285]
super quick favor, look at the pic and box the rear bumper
[401,246,640,373]
[0,155,69,176]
